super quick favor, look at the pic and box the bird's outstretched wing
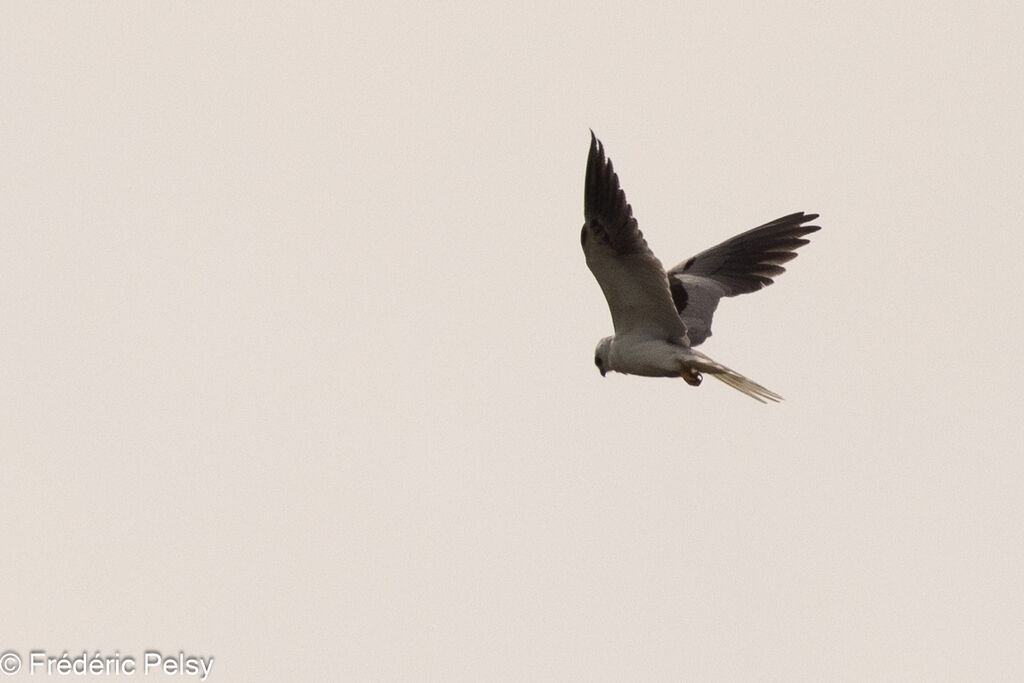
[582,132,688,340]
[665,212,820,345]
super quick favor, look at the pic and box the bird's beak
[599,368,606,377]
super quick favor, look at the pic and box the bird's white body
[602,334,687,378]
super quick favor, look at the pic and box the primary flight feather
[581,131,820,402]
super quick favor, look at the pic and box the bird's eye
[594,357,603,367]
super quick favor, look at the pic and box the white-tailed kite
[582,131,820,402]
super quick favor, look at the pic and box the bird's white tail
[684,351,783,403]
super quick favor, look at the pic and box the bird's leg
[681,365,703,386]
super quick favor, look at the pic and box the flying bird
[581,131,820,402]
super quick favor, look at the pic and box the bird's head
[593,337,613,377]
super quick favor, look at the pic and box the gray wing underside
[666,212,821,346]
[581,132,688,340]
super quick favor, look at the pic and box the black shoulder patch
[669,277,688,312]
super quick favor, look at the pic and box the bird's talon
[682,368,702,386]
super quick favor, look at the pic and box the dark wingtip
[800,212,821,234]
[767,211,822,237]
[585,131,609,213]
[794,212,822,233]
[775,211,820,226]
[588,130,602,163]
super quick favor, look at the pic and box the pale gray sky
[2,2,1023,681]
